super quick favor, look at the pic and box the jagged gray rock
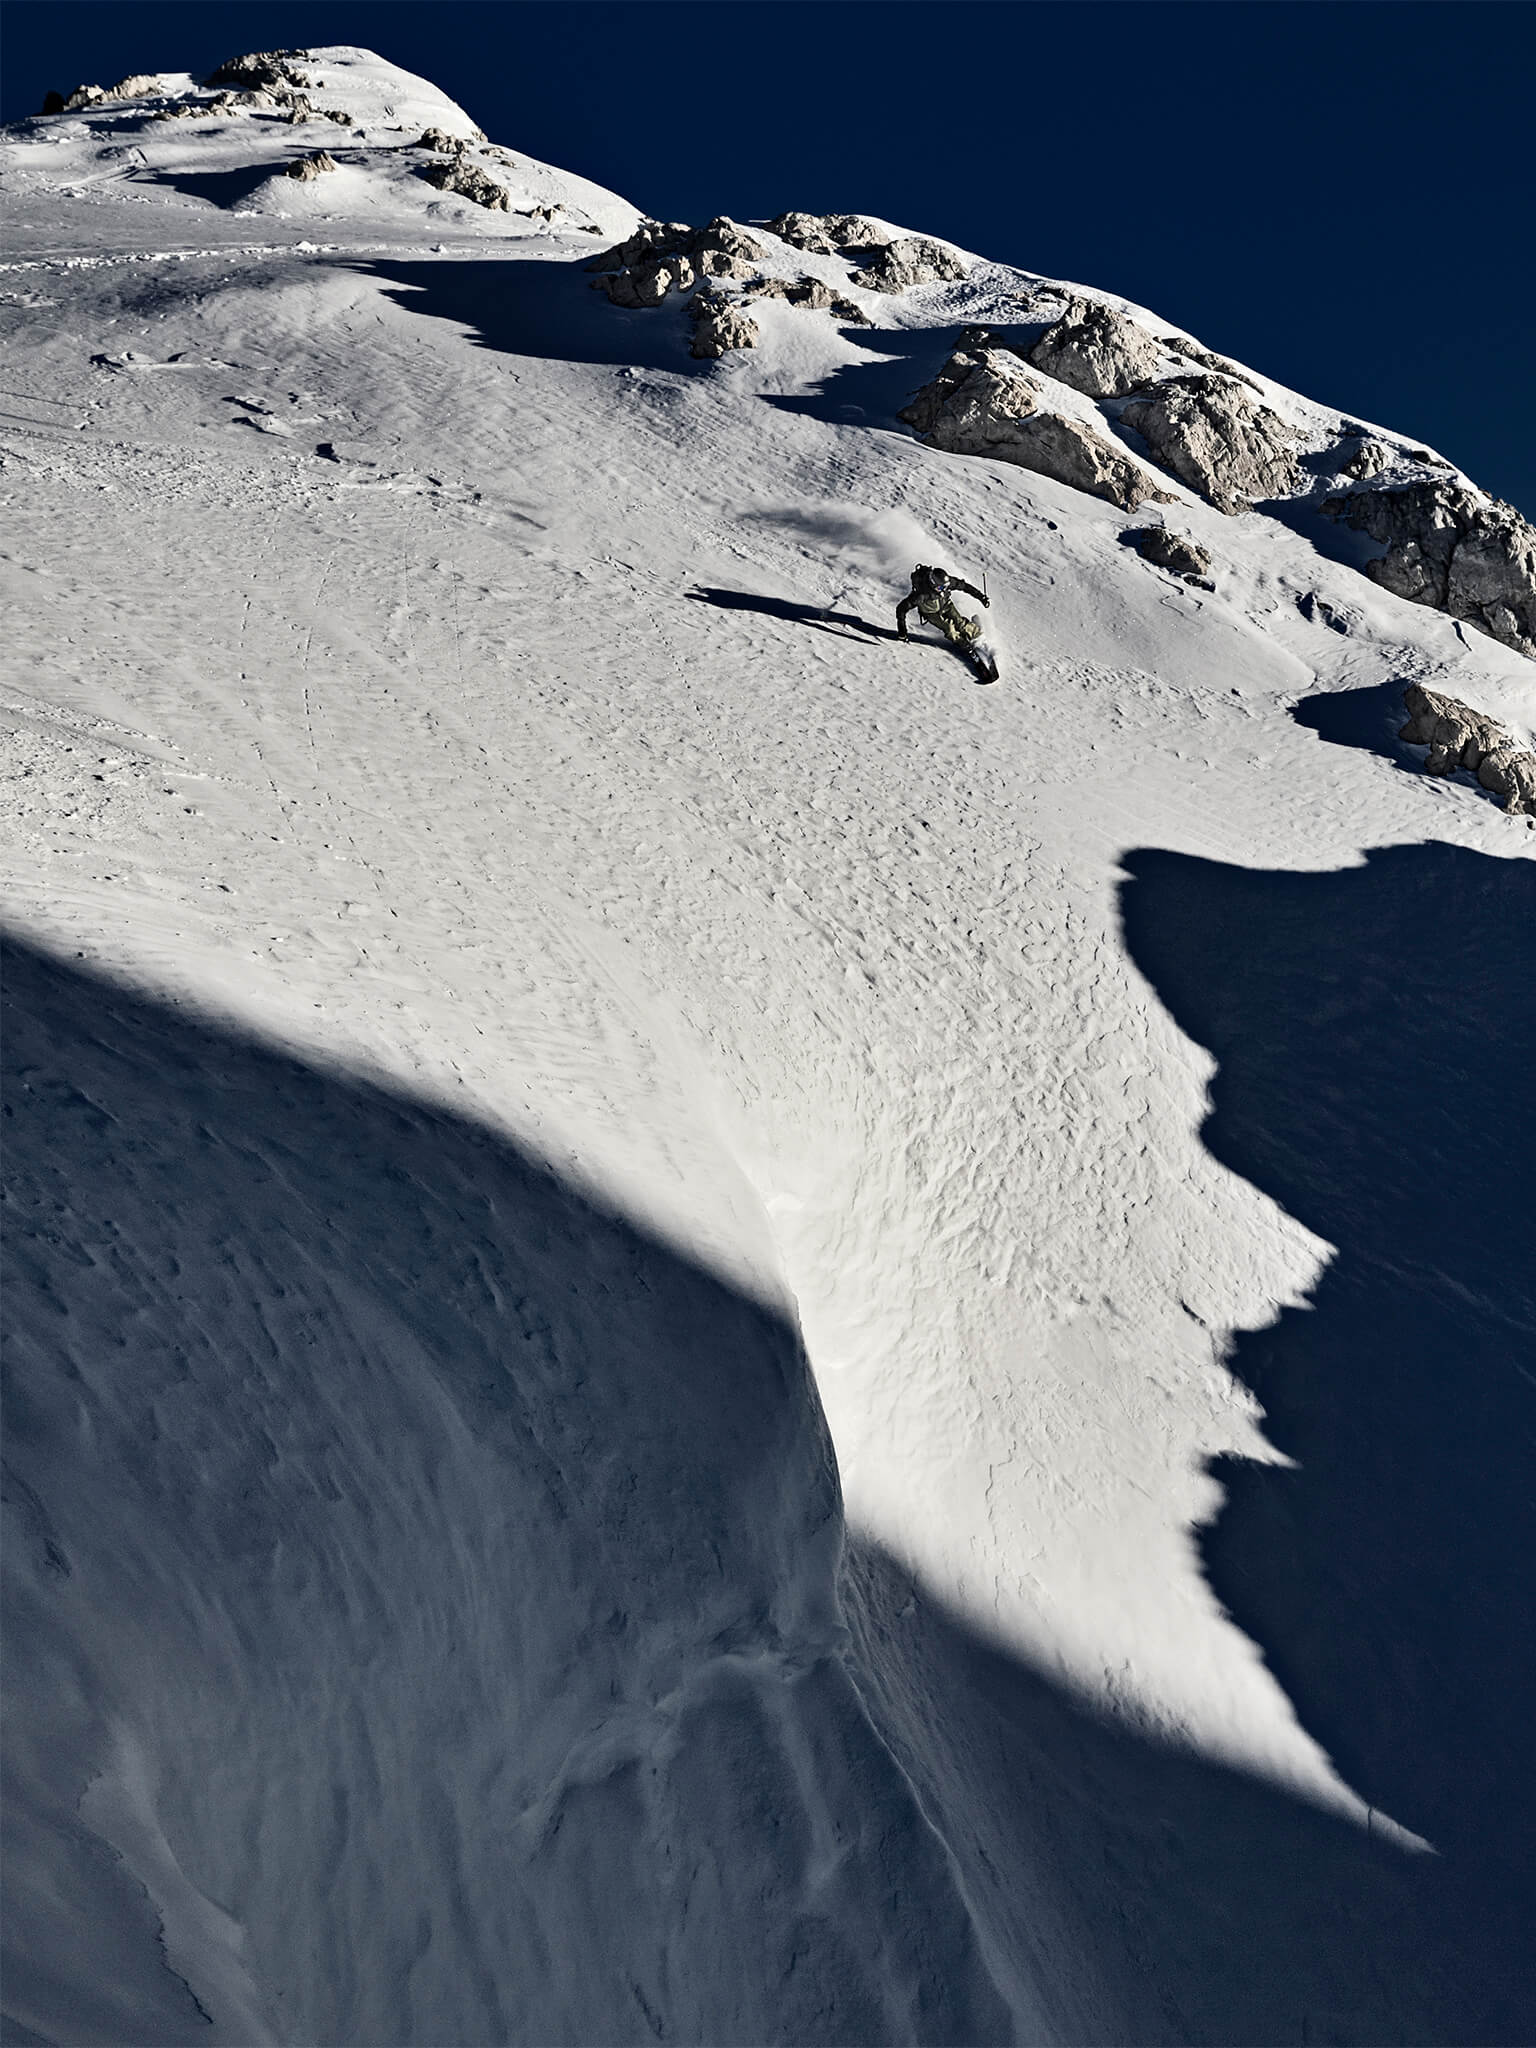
[766,213,891,252]
[741,277,870,323]
[1121,374,1301,514]
[285,150,339,181]
[763,212,840,254]
[855,237,968,295]
[1127,528,1212,581]
[689,292,760,359]
[418,158,510,211]
[1320,480,1536,659]
[901,347,1174,511]
[1163,336,1264,392]
[587,219,764,303]
[586,219,694,274]
[820,214,889,249]
[598,256,696,308]
[207,51,313,92]
[1027,297,1169,399]
[1338,433,1391,480]
[1398,682,1536,815]
[415,127,467,154]
[60,76,163,112]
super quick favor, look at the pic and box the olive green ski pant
[918,597,981,648]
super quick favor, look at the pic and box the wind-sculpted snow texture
[3,43,1535,2048]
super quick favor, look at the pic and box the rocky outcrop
[855,237,969,295]
[587,219,693,274]
[1121,374,1302,514]
[763,212,840,254]
[1027,296,1168,399]
[53,74,167,112]
[1162,336,1263,392]
[599,256,697,307]
[415,127,467,154]
[588,218,766,304]
[689,292,760,360]
[901,347,1174,511]
[741,276,869,323]
[1337,433,1391,480]
[147,86,351,125]
[419,158,510,211]
[206,51,313,93]
[590,218,866,328]
[285,150,338,181]
[1320,480,1536,659]
[1126,527,1212,581]
[1398,683,1536,815]
[765,213,890,253]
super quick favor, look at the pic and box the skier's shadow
[685,586,893,643]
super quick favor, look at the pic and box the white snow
[3,44,1532,2048]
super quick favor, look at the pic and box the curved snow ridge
[0,934,1013,2047]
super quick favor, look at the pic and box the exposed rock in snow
[56,74,167,113]
[1337,433,1392,480]
[1127,527,1213,582]
[589,219,764,304]
[1122,374,1302,514]
[820,213,890,249]
[598,255,696,307]
[1163,335,1264,392]
[206,51,314,94]
[415,127,467,154]
[419,157,510,211]
[689,291,760,359]
[1398,682,1536,813]
[902,346,1174,510]
[1321,480,1536,658]
[763,211,891,255]
[285,151,339,182]
[1028,295,1169,399]
[586,219,693,274]
[741,276,870,323]
[855,237,969,295]
[694,217,768,266]
[763,211,840,254]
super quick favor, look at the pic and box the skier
[896,564,995,679]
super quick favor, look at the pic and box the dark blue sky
[5,2,1533,517]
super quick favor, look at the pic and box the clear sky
[5,1,1533,518]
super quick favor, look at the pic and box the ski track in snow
[4,45,1534,2048]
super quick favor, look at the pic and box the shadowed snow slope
[3,43,1534,2048]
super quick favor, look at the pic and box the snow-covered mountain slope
[3,47,1533,2048]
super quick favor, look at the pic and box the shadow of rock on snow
[6,916,1533,2046]
[1118,841,1536,2043]
[364,256,701,377]
[759,321,961,431]
[1292,677,1426,765]
[134,164,288,211]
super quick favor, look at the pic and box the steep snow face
[4,46,1535,2048]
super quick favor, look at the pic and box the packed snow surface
[4,46,1533,2048]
